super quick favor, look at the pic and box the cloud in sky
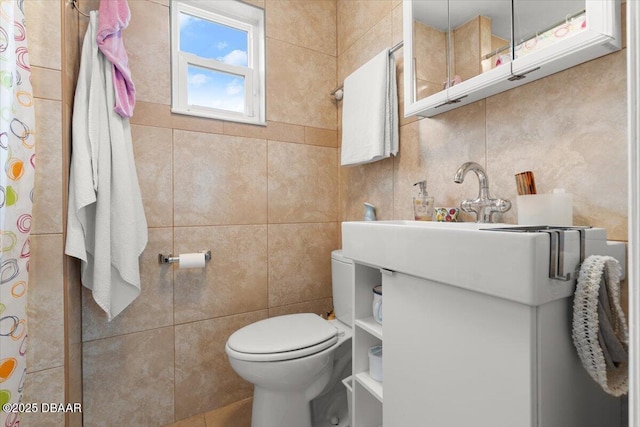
[189,73,210,87]
[217,41,228,50]
[226,78,243,96]
[187,67,245,113]
[189,91,244,113]
[216,49,248,67]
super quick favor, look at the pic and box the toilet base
[251,387,313,427]
[226,318,353,427]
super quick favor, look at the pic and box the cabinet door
[383,271,537,427]
[446,0,513,103]
[403,0,621,118]
[403,0,450,115]
[511,0,620,78]
[404,0,513,117]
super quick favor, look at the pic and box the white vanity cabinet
[383,271,620,427]
[351,263,383,427]
[342,221,626,427]
[403,0,621,118]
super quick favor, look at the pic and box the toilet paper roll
[178,252,206,269]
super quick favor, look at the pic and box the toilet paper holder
[158,250,212,265]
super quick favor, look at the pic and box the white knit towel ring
[572,255,628,396]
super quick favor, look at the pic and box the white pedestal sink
[342,220,626,427]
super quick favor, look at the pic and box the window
[171,0,265,125]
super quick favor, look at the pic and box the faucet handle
[460,199,477,215]
[485,198,512,223]
[460,197,511,223]
[494,198,511,213]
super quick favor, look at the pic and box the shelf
[355,317,383,340]
[355,372,383,403]
[352,263,384,426]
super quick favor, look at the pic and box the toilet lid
[226,313,338,362]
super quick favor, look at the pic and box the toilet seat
[226,313,338,362]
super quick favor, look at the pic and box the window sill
[170,107,267,127]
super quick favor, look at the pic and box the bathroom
[9,0,634,426]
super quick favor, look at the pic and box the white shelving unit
[351,263,383,427]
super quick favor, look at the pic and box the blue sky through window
[187,65,245,113]
[180,12,248,113]
[180,12,248,66]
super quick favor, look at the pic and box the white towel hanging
[340,48,399,166]
[65,11,148,321]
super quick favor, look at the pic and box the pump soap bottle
[413,180,434,221]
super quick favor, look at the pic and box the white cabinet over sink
[403,0,622,117]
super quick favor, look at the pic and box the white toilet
[225,250,354,427]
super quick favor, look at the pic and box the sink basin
[355,220,518,230]
[341,221,624,306]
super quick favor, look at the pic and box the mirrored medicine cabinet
[403,0,621,118]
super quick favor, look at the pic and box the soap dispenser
[363,202,377,221]
[413,180,434,221]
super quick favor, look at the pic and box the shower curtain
[0,1,36,426]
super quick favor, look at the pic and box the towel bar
[484,226,590,281]
[330,41,404,98]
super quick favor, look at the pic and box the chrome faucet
[453,162,511,223]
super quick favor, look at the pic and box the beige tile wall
[21,1,69,426]
[413,20,447,99]
[452,16,492,80]
[25,0,628,426]
[338,0,628,243]
[73,0,339,425]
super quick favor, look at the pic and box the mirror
[411,0,512,104]
[404,0,621,118]
[411,0,449,102]
[513,1,586,63]
[449,1,511,85]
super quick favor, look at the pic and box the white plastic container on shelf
[516,189,573,226]
[372,285,383,324]
[369,345,383,382]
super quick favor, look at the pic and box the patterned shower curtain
[0,0,36,426]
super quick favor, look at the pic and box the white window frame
[170,0,266,125]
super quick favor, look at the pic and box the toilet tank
[331,250,354,327]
